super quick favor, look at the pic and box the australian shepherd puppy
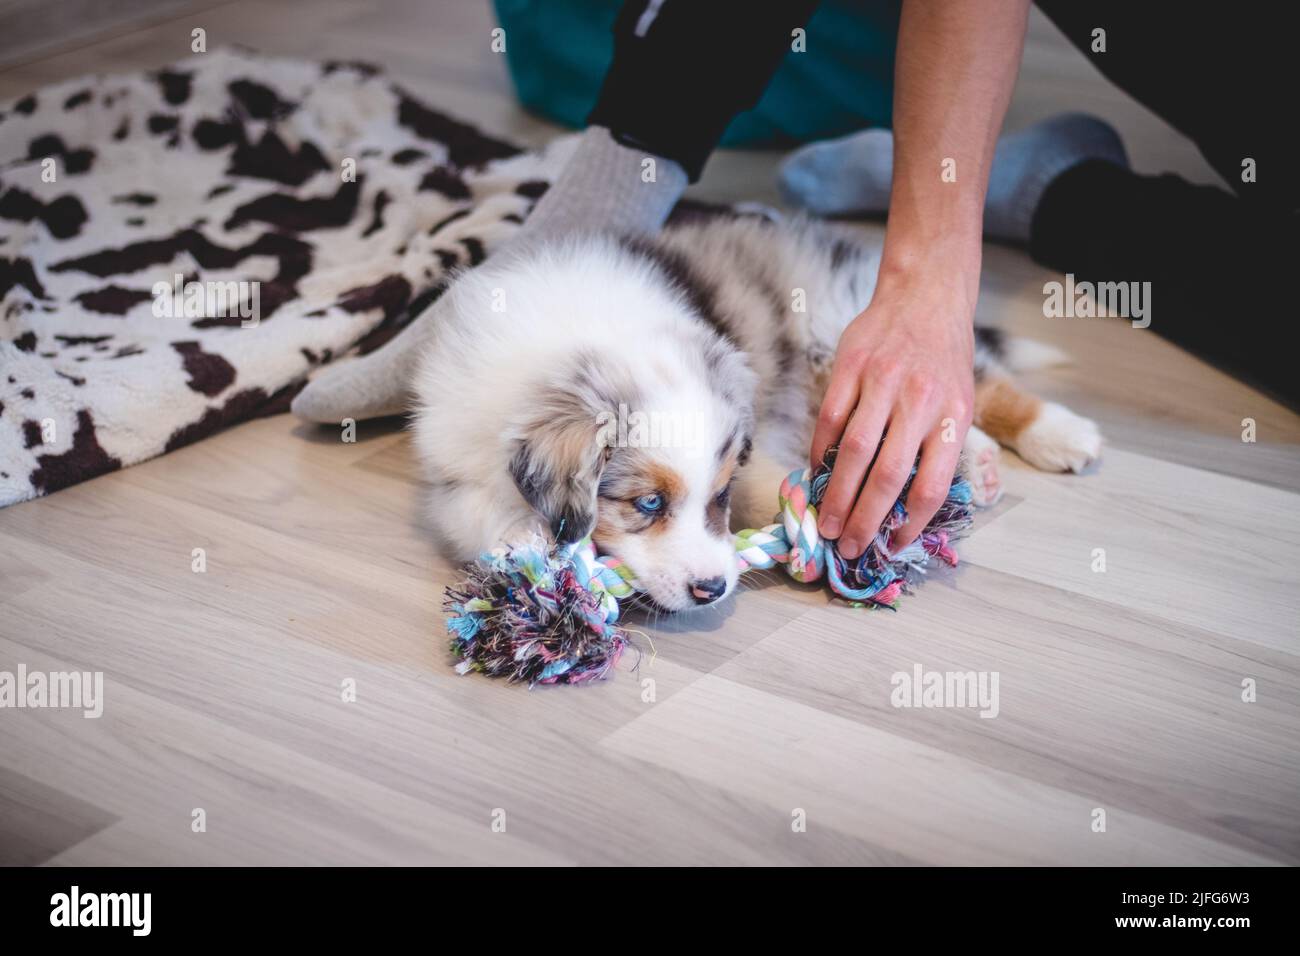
[412,216,1101,612]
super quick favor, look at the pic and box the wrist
[875,241,981,316]
[880,214,981,268]
[879,175,984,291]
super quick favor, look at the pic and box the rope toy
[444,447,974,685]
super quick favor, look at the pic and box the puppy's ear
[507,376,615,546]
[737,433,753,467]
[705,339,757,462]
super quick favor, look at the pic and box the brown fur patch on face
[593,499,641,545]
[645,462,686,504]
[974,377,1043,445]
[595,453,685,543]
[636,463,684,539]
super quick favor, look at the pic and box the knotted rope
[445,448,974,685]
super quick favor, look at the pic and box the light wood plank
[603,674,1280,866]
[959,449,1300,654]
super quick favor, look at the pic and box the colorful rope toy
[444,447,974,685]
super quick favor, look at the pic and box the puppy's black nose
[689,576,728,605]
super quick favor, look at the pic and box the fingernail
[839,537,860,558]
[820,517,841,538]
[887,533,914,557]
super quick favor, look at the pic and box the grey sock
[290,127,686,424]
[776,113,1129,244]
[524,126,688,241]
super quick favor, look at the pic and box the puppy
[412,216,1101,612]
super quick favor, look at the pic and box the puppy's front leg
[427,477,544,562]
[960,425,1004,507]
[732,445,802,531]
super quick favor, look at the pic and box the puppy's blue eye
[634,493,665,515]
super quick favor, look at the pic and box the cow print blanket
[0,48,568,508]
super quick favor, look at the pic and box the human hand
[811,264,975,558]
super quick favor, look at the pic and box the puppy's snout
[689,576,728,605]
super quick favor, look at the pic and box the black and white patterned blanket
[0,48,564,507]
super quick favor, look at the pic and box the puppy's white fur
[413,217,1099,612]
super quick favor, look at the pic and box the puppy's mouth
[630,587,730,616]
[627,592,684,615]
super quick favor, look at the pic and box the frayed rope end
[444,447,976,684]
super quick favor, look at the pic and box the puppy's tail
[1003,336,1069,371]
[975,327,1069,373]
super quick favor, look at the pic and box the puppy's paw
[1016,402,1102,473]
[961,426,1004,507]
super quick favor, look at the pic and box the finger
[837,412,928,559]
[809,364,861,469]
[815,390,891,540]
[888,427,965,552]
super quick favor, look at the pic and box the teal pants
[494,0,901,149]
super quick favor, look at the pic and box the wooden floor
[1,1,1297,866]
